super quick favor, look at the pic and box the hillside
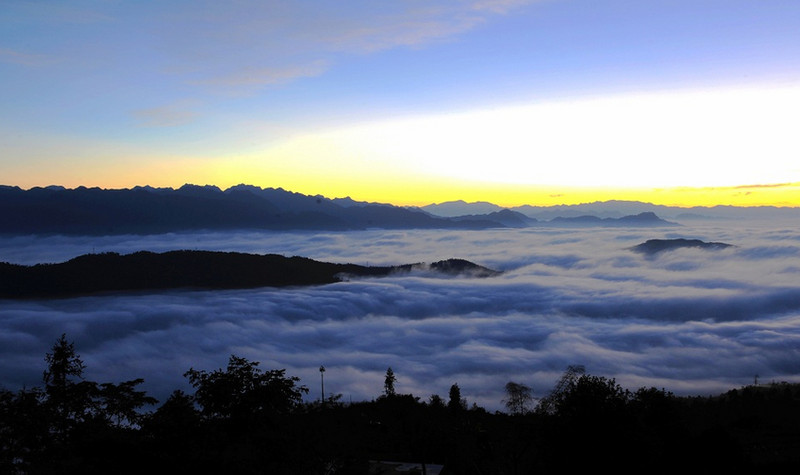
[631,238,734,255]
[0,251,500,298]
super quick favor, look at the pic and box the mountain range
[0,184,496,235]
[0,184,695,235]
[421,198,800,221]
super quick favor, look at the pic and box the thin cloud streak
[155,0,540,92]
[131,100,201,127]
[0,48,55,67]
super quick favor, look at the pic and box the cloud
[0,48,55,67]
[151,0,539,92]
[131,100,201,127]
[189,60,330,89]
[2,222,800,411]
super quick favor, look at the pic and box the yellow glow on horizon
[6,84,799,209]
[321,84,800,190]
[9,156,799,209]
[208,83,800,208]
[334,181,800,209]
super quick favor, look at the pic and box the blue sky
[2,0,799,205]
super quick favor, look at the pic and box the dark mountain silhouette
[6,184,793,236]
[0,185,504,235]
[451,209,537,228]
[547,211,677,227]
[393,258,503,278]
[0,251,501,299]
[631,238,734,255]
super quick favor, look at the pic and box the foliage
[546,374,631,420]
[503,381,533,415]
[97,379,158,427]
[3,337,800,473]
[184,355,307,421]
[535,364,584,415]
[383,367,396,397]
[448,383,466,411]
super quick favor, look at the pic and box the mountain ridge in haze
[1,184,680,235]
[2,184,794,236]
[422,198,800,221]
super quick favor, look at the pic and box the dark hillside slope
[631,238,733,255]
[0,251,500,298]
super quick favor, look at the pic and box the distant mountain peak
[179,183,218,190]
[421,200,504,217]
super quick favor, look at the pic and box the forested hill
[631,238,734,255]
[0,251,500,298]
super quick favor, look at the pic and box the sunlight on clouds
[305,84,800,189]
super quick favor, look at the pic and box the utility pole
[319,365,326,404]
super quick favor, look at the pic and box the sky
[2,0,800,207]
[2,224,800,411]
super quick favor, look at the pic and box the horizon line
[3,181,800,210]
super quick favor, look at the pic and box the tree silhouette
[549,374,630,420]
[98,379,157,427]
[184,355,308,421]
[448,383,465,411]
[536,364,585,415]
[503,381,533,415]
[383,367,396,397]
[42,333,97,437]
[429,394,445,408]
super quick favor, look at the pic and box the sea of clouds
[1,221,799,411]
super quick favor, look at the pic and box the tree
[448,383,465,411]
[428,394,445,408]
[536,364,585,415]
[143,389,200,452]
[43,334,85,400]
[184,355,308,421]
[383,367,396,397]
[547,374,630,420]
[0,387,48,472]
[97,379,157,427]
[42,334,97,435]
[503,381,533,415]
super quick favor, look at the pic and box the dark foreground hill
[0,251,500,299]
[631,238,734,255]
